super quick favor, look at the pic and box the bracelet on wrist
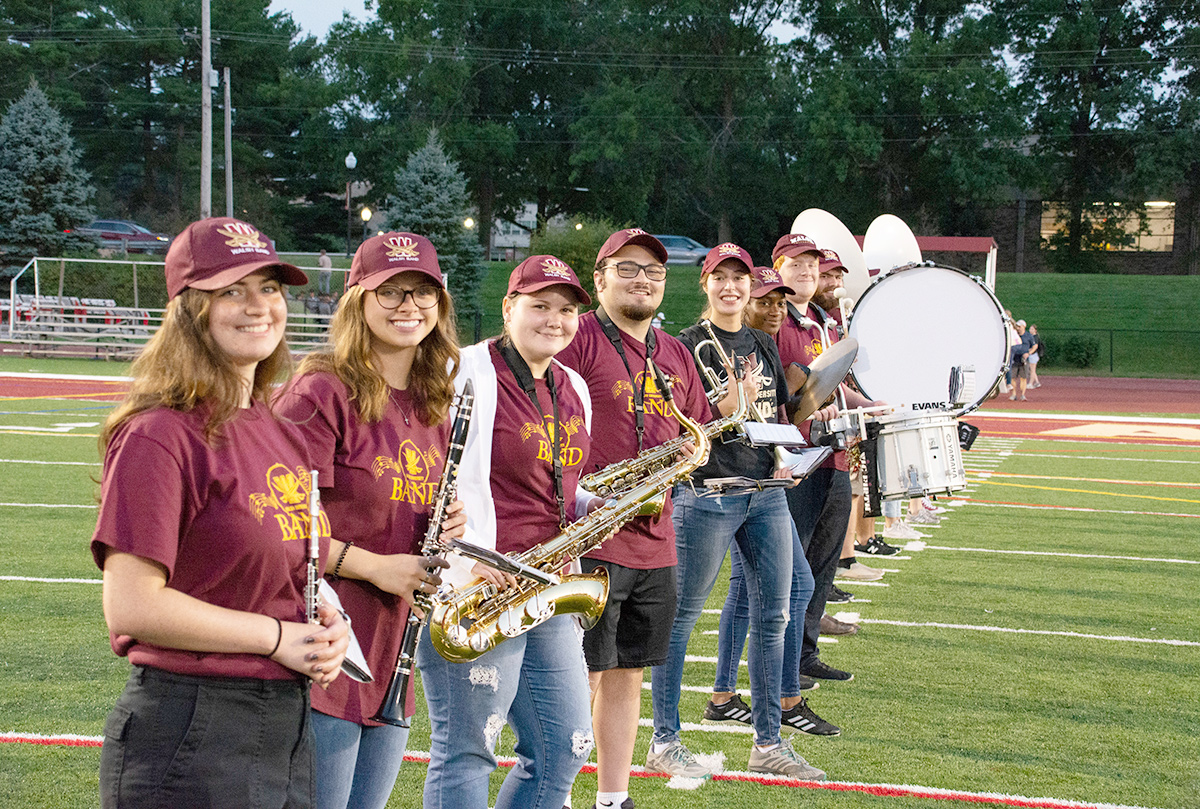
[329,541,353,579]
[267,616,282,658]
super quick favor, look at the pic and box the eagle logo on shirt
[372,440,442,505]
[522,414,586,468]
[249,464,330,542]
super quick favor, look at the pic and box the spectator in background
[1009,319,1034,401]
[1028,325,1043,388]
[318,248,334,294]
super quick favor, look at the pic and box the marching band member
[416,256,597,809]
[703,263,842,739]
[275,232,464,809]
[556,229,712,805]
[774,239,884,684]
[649,243,825,781]
[92,217,348,809]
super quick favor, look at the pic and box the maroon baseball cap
[749,265,796,298]
[771,233,822,263]
[701,242,754,277]
[595,228,669,265]
[818,248,846,274]
[165,217,306,299]
[348,232,444,290]
[508,255,592,305]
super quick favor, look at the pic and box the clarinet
[371,379,474,727]
[306,470,321,624]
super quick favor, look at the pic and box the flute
[306,469,321,624]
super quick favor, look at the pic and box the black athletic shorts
[580,558,676,670]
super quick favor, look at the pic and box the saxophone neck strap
[497,339,567,530]
[596,306,655,454]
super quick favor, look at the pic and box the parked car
[652,234,708,266]
[70,220,172,254]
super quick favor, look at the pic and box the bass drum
[847,264,1008,415]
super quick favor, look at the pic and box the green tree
[386,130,486,320]
[0,81,97,269]
[999,0,1172,270]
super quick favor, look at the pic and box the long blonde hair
[100,287,293,448]
[297,285,460,425]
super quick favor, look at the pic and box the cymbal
[788,338,858,423]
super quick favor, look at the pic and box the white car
[652,235,708,266]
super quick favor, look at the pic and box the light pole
[360,206,373,248]
[344,151,357,257]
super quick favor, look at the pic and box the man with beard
[557,229,714,807]
[774,240,885,685]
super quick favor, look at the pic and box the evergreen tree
[0,81,97,269]
[386,129,485,321]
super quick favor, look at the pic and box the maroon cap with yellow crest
[348,232,444,290]
[165,217,306,299]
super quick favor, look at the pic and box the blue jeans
[883,498,902,518]
[651,485,794,747]
[713,523,813,697]
[416,616,593,809]
[312,711,410,809]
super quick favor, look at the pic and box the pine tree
[386,130,485,322]
[0,81,97,269]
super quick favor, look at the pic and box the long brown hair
[100,287,293,448]
[297,285,459,425]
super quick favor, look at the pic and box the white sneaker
[748,737,826,780]
[835,561,884,582]
[921,497,948,514]
[899,519,930,538]
[646,740,714,779]
[882,521,922,541]
[909,509,941,526]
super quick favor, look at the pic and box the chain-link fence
[1031,328,1200,378]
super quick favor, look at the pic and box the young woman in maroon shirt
[417,255,599,809]
[275,232,464,809]
[92,218,349,809]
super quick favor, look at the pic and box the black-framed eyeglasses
[373,285,441,310]
[605,261,668,282]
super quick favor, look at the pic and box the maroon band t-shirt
[557,313,712,569]
[276,371,449,723]
[776,303,848,471]
[488,341,590,555]
[90,401,330,680]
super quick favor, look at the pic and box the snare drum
[871,410,965,500]
[847,264,1008,415]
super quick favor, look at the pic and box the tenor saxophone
[428,360,715,664]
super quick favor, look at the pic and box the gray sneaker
[748,737,826,780]
[645,739,714,779]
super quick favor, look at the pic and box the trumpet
[693,319,790,470]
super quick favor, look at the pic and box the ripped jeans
[416,615,593,809]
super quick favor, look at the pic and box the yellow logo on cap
[822,249,840,262]
[385,236,420,259]
[218,222,268,250]
[760,267,781,283]
[717,243,742,257]
[540,257,574,280]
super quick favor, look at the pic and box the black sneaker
[798,673,820,692]
[781,698,842,736]
[591,800,635,809]
[702,693,753,725]
[826,584,853,604]
[800,658,854,682]
[854,535,901,556]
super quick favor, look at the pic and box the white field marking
[0,501,96,509]
[860,619,1200,647]
[1007,452,1200,466]
[832,611,861,623]
[638,718,754,735]
[924,545,1199,565]
[976,411,1200,426]
[0,575,101,584]
[974,471,1200,489]
[0,735,1172,809]
[0,458,99,466]
[0,422,99,433]
[964,501,1200,520]
[0,372,132,382]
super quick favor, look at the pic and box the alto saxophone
[428,359,714,664]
